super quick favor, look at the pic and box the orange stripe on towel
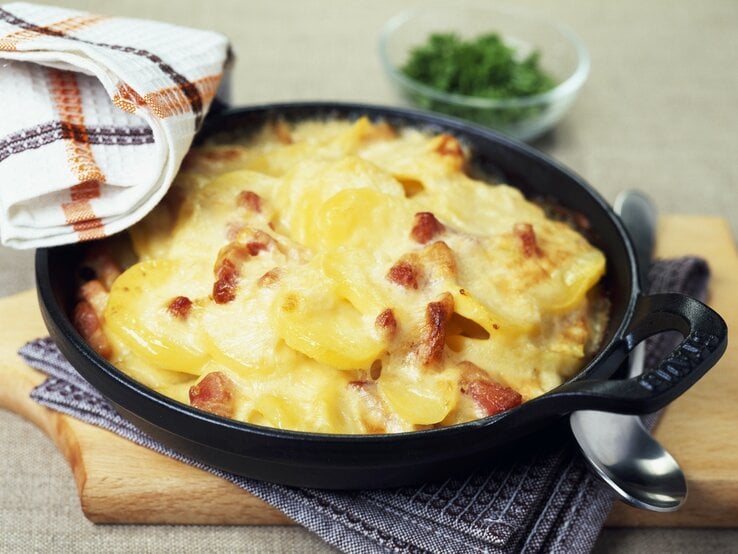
[112,74,222,119]
[111,82,147,114]
[0,14,106,51]
[48,69,107,241]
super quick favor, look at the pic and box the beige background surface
[1,0,737,552]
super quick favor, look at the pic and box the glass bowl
[379,4,590,141]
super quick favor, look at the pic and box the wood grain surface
[0,215,735,526]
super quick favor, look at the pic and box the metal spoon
[569,190,687,512]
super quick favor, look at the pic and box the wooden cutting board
[0,215,736,527]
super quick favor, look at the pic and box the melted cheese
[101,117,607,434]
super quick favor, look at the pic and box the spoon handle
[614,190,655,379]
[614,190,656,290]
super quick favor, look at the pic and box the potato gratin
[73,117,608,434]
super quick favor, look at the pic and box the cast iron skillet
[35,103,728,489]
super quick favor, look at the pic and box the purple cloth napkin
[19,257,709,554]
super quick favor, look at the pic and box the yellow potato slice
[274,156,404,247]
[311,187,411,252]
[104,259,209,374]
[200,290,285,377]
[530,249,606,312]
[273,264,386,370]
[248,362,347,432]
[320,249,388,315]
[378,367,459,426]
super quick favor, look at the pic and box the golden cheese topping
[84,117,607,434]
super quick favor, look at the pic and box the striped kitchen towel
[0,2,231,249]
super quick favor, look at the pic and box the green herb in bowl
[403,32,556,102]
[379,5,590,141]
[401,32,556,127]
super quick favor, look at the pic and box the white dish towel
[0,2,231,249]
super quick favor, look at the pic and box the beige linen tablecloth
[1,1,737,552]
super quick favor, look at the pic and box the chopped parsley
[400,32,557,127]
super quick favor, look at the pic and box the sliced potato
[104,259,209,374]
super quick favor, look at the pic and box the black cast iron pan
[35,103,728,489]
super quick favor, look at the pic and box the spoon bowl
[570,409,687,511]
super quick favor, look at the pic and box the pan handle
[539,293,727,415]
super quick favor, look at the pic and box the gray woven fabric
[19,257,709,554]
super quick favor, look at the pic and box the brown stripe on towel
[48,69,106,241]
[0,7,205,126]
[0,13,106,51]
[0,122,153,163]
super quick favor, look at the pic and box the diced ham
[78,279,109,316]
[464,380,522,416]
[213,257,240,304]
[386,260,420,289]
[513,223,543,258]
[459,361,522,416]
[73,300,112,359]
[272,119,293,144]
[247,229,278,251]
[236,190,262,213]
[410,212,444,244]
[417,293,454,366]
[257,267,282,288]
[212,232,276,303]
[246,241,268,256]
[167,296,193,319]
[189,371,236,418]
[74,277,112,358]
[375,308,397,340]
[434,134,463,158]
[80,247,121,291]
